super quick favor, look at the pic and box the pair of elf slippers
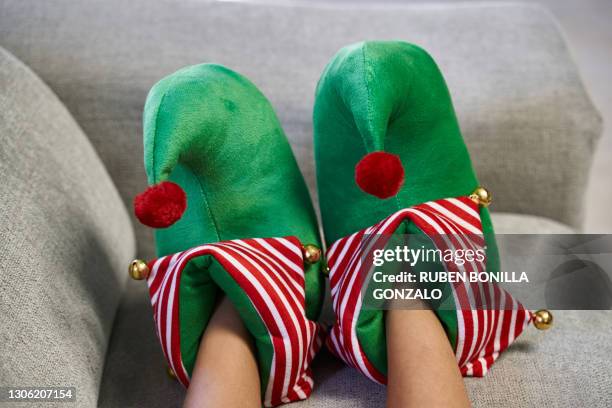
[129,41,551,407]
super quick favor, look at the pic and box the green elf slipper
[130,64,325,406]
[314,41,552,383]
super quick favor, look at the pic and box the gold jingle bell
[166,366,177,380]
[533,309,553,330]
[302,244,322,264]
[470,186,492,207]
[129,259,150,280]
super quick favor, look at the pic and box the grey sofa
[1,1,610,407]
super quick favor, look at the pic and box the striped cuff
[146,236,325,407]
[326,195,531,382]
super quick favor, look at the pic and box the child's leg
[386,309,471,408]
[184,296,261,408]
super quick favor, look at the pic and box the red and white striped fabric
[326,195,532,382]
[146,236,325,407]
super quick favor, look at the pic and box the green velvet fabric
[142,64,324,388]
[314,41,498,374]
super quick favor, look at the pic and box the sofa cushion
[98,283,185,408]
[100,213,610,408]
[492,212,576,234]
[0,47,134,407]
[294,310,612,408]
[0,1,600,258]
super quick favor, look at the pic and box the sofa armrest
[0,47,135,407]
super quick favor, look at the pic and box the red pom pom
[133,181,187,228]
[355,152,405,199]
